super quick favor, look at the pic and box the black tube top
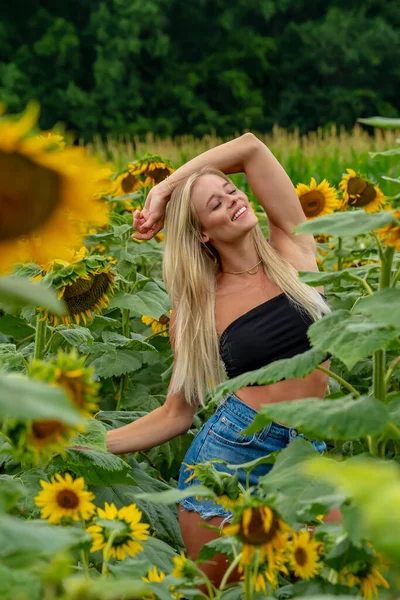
[219,291,331,380]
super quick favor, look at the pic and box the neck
[217,237,260,275]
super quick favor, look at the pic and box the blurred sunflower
[35,247,116,326]
[141,310,172,336]
[35,472,95,524]
[28,349,100,418]
[339,554,390,600]
[111,165,142,196]
[172,550,198,580]
[295,177,340,219]
[376,209,400,250]
[339,169,385,213]
[133,155,174,188]
[222,503,292,575]
[288,530,323,580]
[87,501,150,561]
[0,102,109,273]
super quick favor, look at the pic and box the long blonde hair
[163,166,330,407]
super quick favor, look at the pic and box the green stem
[347,273,374,296]
[244,564,253,600]
[316,366,360,397]
[337,236,343,271]
[116,307,131,410]
[101,530,118,576]
[80,549,90,580]
[34,314,47,360]
[391,263,400,288]
[218,552,242,592]
[384,356,400,390]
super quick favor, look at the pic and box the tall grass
[86,124,400,197]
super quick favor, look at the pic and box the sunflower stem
[117,307,131,410]
[101,529,118,576]
[384,356,400,390]
[244,563,253,600]
[218,552,242,592]
[80,549,90,580]
[373,245,395,402]
[34,314,48,360]
[315,366,360,397]
[337,237,343,271]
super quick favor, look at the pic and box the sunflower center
[0,152,61,241]
[300,191,326,218]
[347,176,367,198]
[348,183,377,207]
[56,489,80,509]
[121,172,138,193]
[32,420,65,439]
[148,167,170,184]
[294,546,308,567]
[239,507,279,545]
[158,314,170,325]
[57,375,85,408]
[63,271,112,315]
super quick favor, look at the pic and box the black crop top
[219,291,331,380]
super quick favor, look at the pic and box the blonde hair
[163,166,330,407]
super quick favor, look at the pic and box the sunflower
[0,102,109,273]
[339,556,390,600]
[376,209,400,251]
[288,530,323,580]
[172,550,198,580]
[29,349,100,418]
[133,156,175,188]
[295,177,340,219]
[111,166,142,197]
[87,502,150,561]
[35,247,116,326]
[339,169,386,213]
[35,472,95,524]
[141,310,172,336]
[222,504,292,574]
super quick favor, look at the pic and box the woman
[106,133,335,588]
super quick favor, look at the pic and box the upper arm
[243,133,316,254]
[163,309,199,425]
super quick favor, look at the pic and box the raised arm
[135,133,315,253]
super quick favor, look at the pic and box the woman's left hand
[132,183,170,241]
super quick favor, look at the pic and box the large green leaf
[306,456,400,561]
[101,331,157,352]
[307,309,399,370]
[0,476,24,512]
[59,448,134,485]
[0,564,41,600]
[358,116,400,128]
[258,439,336,523]
[0,277,66,315]
[133,485,216,504]
[353,288,400,328]
[213,347,328,402]
[298,264,380,286]
[54,325,94,345]
[292,210,396,237]
[369,147,400,158]
[68,418,107,452]
[0,314,33,338]
[0,515,90,568]
[243,395,389,440]
[0,344,24,371]
[387,392,400,426]
[0,374,84,425]
[89,348,142,378]
[110,282,170,320]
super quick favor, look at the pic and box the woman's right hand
[132,183,171,241]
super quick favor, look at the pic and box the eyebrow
[206,181,233,207]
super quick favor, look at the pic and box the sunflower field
[1,103,400,600]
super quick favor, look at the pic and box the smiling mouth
[232,206,247,221]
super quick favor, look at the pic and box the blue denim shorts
[177,392,326,524]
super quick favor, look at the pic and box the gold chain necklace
[221,260,263,275]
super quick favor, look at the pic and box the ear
[200,231,210,244]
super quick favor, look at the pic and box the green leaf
[387,392,400,426]
[258,439,335,522]
[369,147,400,158]
[307,309,399,370]
[0,476,24,512]
[110,282,170,320]
[0,277,66,315]
[0,344,24,370]
[298,264,380,286]
[213,347,328,403]
[0,314,33,338]
[101,331,157,352]
[358,116,400,128]
[68,418,107,452]
[133,485,216,504]
[54,325,94,345]
[0,374,84,425]
[353,288,400,328]
[198,536,240,562]
[0,564,41,600]
[62,448,133,485]
[243,395,389,440]
[90,349,142,378]
[0,515,90,568]
[293,210,396,237]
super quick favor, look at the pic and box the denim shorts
[177,392,326,524]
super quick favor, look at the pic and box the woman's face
[191,174,258,245]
